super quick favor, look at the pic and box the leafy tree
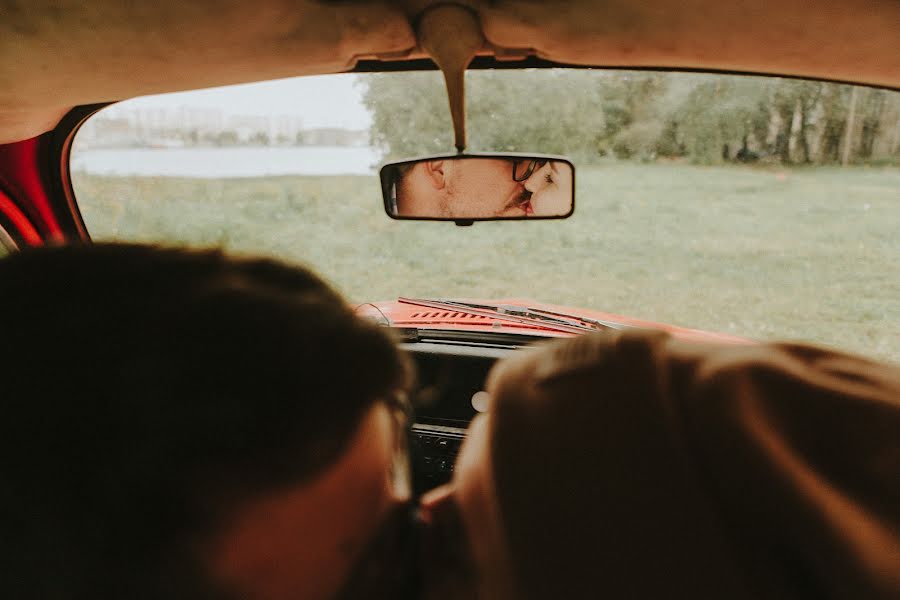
[859,88,888,159]
[361,70,610,162]
[360,71,451,159]
[669,75,770,163]
[359,70,898,166]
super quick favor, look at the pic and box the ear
[423,160,446,189]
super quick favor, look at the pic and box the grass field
[72,162,899,362]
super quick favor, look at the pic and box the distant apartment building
[227,115,271,143]
[74,116,137,148]
[75,106,364,149]
[273,115,304,144]
[300,128,368,146]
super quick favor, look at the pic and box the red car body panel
[359,298,749,344]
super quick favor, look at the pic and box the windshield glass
[70,70,899,361]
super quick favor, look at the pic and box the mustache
[505,188,533,211]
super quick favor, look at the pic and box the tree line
[361,70,900,166]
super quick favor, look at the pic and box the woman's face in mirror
[523,161,573,216]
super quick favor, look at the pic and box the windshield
[70,70,899,361]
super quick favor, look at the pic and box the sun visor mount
[416,4,486,153]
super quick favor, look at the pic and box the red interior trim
[0,187,41,245]
[0,135,65,243]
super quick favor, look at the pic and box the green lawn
[73,163,899,362]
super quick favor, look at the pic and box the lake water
[70,146,383,177]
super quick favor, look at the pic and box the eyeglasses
[512,159,549,182]
[383,389,414,499]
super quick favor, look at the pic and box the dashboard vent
[409,311,492,321]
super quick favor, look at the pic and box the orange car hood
[358,298,748,344]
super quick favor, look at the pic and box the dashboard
[403,341,517,495]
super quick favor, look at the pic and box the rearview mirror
[381,153,574,224]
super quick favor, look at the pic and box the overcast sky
[107,74,372,130]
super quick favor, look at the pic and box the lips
[521,200,534,216]
[501,186,532,216]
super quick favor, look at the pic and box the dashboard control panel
[410,423,467,493]
[403,341,515,494]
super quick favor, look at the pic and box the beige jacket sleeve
[486,330,900,599]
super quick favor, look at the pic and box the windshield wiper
[432,299,624,332]
[399,298,622,335]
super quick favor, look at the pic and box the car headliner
[1,0,898,143]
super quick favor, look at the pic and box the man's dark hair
[0,243,410,600]
[381,162,416,214]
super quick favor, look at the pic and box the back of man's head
[0,243,409,600]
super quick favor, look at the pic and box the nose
[419,484,459,559]
[523,165,549,193]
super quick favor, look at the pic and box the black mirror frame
[380,152,575,226]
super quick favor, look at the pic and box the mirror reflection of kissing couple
[391,157,573,219]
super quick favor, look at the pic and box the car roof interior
[1,0,898,143]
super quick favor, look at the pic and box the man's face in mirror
[396,158,532,218]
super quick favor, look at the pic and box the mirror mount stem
[416,4,485,153]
